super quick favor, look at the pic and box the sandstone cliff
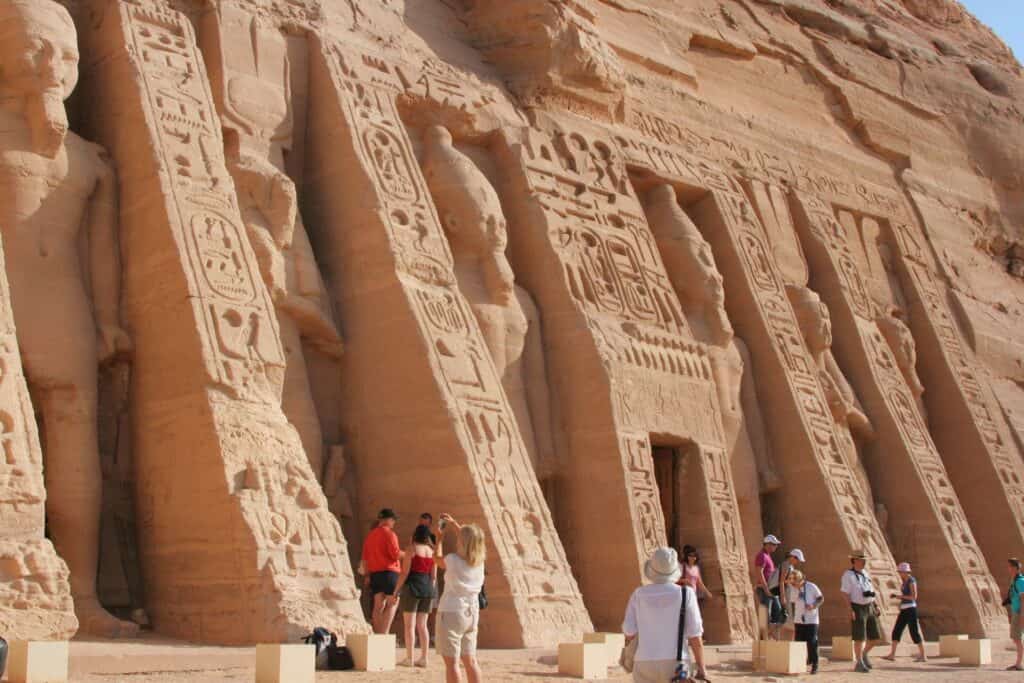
[0,0,1018,646]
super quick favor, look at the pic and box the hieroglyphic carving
[498,125,753,640]
[795,193,1005,634]
[315,39,591,643]
[616,111,908,220]
[889,218,1024,571]
[124,5,285,402]
[82,3,363,642]
[687,174,902,631]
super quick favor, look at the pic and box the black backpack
[303,628,353,671]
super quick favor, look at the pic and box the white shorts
[436,606,479,658]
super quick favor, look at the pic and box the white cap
[788,548,805,562]
[897,562,912,573]
[763,534,781,545]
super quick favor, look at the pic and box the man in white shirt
[623,547,706,681]
[840,550,881,673]
[788,569,824,674]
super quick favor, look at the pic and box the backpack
[303,627,333,670]
[0,637,6,679]
[326,634,355,671]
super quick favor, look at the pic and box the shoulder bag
[671,586,691,681]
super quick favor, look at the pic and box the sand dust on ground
[57,637,1024,682]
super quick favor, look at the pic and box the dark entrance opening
[652,445,682,553]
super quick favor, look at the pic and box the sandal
[415,659,428,668]
[1007,664,1024,671]
[881,655,896,661]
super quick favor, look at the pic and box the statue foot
[75,597,141,638]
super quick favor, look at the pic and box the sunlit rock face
[0,0,1020,645]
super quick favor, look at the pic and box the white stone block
[765,640,804,675]
[254,644,314,683]
[939,634,968,657]
[831,636,854,661]
[558,642,607,679]
[959,639,991,666]
[7,641,69,683]
[346,633,395,672]
[583,632,626,667]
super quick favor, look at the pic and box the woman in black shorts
[389,525,437,667]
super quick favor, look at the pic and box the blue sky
[962,0,1023,62]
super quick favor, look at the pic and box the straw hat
[850,550,868,560]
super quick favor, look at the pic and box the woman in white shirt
[787,570,823,674]
[622,547,707,682]
[434,513,485,683]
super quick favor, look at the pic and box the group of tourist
[359,509,487,683]
[753,533,926,675]
[622,534,1024,681]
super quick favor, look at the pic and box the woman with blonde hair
[434,513,486,683]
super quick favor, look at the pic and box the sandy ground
[32,636,1024,682]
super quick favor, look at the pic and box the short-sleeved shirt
[791,581,823,624]
[755,550,775,586]
[900,576,917,610]
[362,525,401,574]
[622,584,703,663]
[841,568,876,605]
[1010,574,1024,614]
[438,553,484,613]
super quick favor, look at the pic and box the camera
[439,519,447,531]
[862,590,876,598]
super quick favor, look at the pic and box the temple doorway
[652,444,682,553]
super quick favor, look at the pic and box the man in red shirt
[363,508,403,633]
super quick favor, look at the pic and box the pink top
[678,563,701,589]
[755,549,775,585]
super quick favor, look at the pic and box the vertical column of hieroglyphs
[793,193,1005,637]
[688,170,902,634]
[494,126,754,640]
[0,237,77,639]
[888,217,1024,577]
[76,3,363,643]
[305,40,590,647]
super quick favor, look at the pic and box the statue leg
[40,385,139,638]
[279,315,325,482]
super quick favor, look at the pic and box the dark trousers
[795,623,819,666]
[892,607,923,644]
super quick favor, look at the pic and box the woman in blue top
[1007,558,1024,671]
[881,562,926,663]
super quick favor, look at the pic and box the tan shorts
[1010,608,1024,641]
[436,606,479,658]
[632,659,679,683]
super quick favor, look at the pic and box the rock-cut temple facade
[0,0,1022,646]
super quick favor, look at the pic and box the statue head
[0,0,78,156]
[648,184,732,341]
[788,285,832,352]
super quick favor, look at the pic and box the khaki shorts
[632,659,679,683]
[1010,608,1024,641]
[851,602,881,642]
[436,606,479,658]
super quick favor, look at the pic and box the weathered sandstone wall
[0,0,1020,644]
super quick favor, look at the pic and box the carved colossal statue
[644,184,780,544]
[0,0,136,637]
[877,308,928,421]
[421,125,558,491]
[788,285,876,502]
[201,10,343,481]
